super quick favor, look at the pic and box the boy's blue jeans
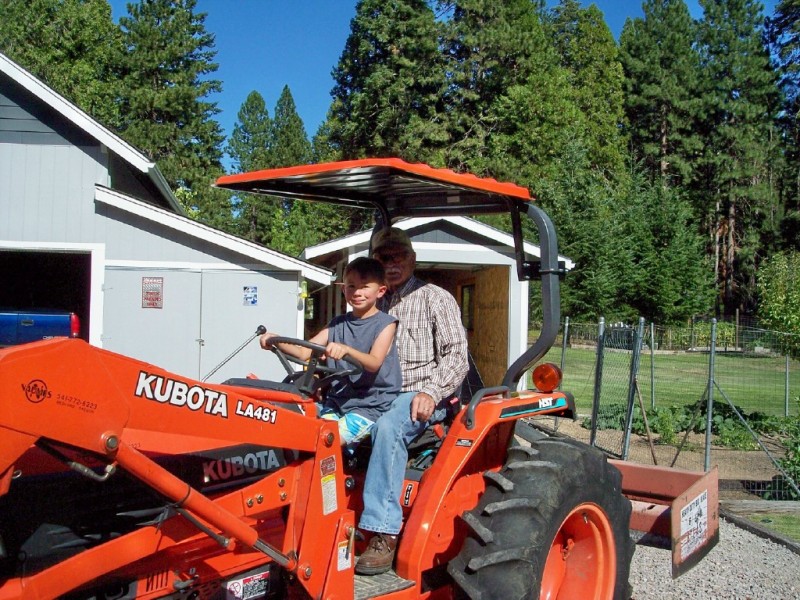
[358,391,449,535]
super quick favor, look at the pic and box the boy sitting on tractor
[259,257,401,451]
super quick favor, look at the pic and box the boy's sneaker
[355,533,398,575]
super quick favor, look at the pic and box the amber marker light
[532,363,562,393]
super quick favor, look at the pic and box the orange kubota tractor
[0,159,718,600]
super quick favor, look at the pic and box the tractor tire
[447,436,634,600]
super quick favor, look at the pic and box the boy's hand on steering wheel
[324,342,350,361]
[259,332,279,349]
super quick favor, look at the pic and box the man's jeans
[358,391,449,535]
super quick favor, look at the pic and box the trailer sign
[679,489,708,560]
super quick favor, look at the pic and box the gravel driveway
[629,518,800,599]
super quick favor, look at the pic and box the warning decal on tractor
[337,540,352,571]
[320,455,338,515]
[225,569,270,600]
[679,489,708,560]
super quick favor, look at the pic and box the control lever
[202,325,267,382]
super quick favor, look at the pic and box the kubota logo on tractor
[135,371,228,417]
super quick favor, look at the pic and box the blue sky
[108,1,778,162]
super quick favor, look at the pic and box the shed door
[102,269,202,378]
[198,270,299,384]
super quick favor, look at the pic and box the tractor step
[354,570,415,599]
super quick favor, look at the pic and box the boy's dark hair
[344,257,386,284]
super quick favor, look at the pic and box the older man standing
[355,227,469,575]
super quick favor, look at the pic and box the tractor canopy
[215,158,564,388]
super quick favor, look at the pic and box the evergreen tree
[273,87,361,255]
[768,0,800,247]
[0,0,121,128]
[227,91,273,173]
[694,0,780,314]
[328,0,445,162]
[537,140,631,320]
[617,172,715,323]
[440,0,547,173]
[226,91,274,243]
[546,0,628,178]
[271,86,312,167]
[117,0,227,228]
[619,0,700,186]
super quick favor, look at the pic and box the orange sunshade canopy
[215,158,533,219]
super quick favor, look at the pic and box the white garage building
[0,52,331,383]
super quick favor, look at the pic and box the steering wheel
[267,336,363,396]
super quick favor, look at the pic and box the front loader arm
[0,338,327,458]
[0,339,332,470]
[0,339,354,598]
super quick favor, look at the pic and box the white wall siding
[0,141,108,243]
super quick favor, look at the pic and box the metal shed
[301,217,573,387]
[0,52,331,383]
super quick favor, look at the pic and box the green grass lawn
[739,512,800,545]
[534,344,800,418]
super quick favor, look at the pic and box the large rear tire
[448,437,633,600]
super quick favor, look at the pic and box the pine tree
[546,0,627,178]
[619,0,700,186]
[440,0,547,173]
[768,0,800,247]
[226,91,274,244]
[117,0,226,227]
[694,0,780,313]
[271,86,312,168]
[328,0,445,162]
[617,172,715,323]
[0,0,121,128]
[537,141,631,320]
[227,91,273,174]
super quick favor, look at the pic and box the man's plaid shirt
[378,276,469,404]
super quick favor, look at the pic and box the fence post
[650,321,656,411]
[704,319,717,473]
[622,317,645,460]
[560,316,570,374]
[590,317,605,447]
[786,353,790,418]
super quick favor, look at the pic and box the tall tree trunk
[726,198,736,312]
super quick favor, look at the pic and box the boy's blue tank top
[325,310,401,421]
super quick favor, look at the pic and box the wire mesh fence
[525,316,800,505]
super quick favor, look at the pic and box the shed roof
[302,216,574,271]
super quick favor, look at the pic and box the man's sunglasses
[374,250,410,263]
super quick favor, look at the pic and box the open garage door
[0,249,91,342]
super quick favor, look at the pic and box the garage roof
[96,186,333,285]
[0,51,181,214]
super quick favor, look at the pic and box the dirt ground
[523,416,785,500]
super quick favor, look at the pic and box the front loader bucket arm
[0,339,350,586]
[0,339,328,467]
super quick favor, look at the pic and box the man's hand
[410,392,435,424]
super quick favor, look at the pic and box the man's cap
[371,227,413,254]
